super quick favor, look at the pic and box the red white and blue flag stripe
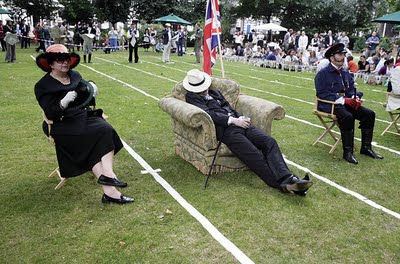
[203,0,221,76]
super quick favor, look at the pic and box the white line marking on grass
[171,58,387,106]
[285,114,400,155]
[78,61,255,263]
[73,61,400,237]
[80,64,161,101]
[122,140,255,264]
[93,57,400,156]
[284,158,400,220]
[223,60,388,95]
[96,57,180,83]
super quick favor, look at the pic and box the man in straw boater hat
[183,69,313,195]
[162,23,173,63]
[34,44,134,204]
[315,43,383,164]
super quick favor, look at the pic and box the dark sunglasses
[52,53,71,64]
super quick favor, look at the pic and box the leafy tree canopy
[4,0,57,23]
[60,0,94,24]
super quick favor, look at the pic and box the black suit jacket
[185,89,240,140]
[162,29,173,45]
[324,35,335,47]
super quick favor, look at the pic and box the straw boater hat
[165,23,171,27]
[36,44,80,72]
[324,43,347,59]
[183,69,212,93]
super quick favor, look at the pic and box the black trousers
[335,105,375,131]
[128,43,139,63]
[21,35,28,48]
[222,125,292,188]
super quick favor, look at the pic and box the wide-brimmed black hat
[36,44,80,72]
[324,43,347,59]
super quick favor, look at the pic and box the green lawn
[1,47,399,263]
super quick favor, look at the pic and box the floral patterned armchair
[158,77,286,174]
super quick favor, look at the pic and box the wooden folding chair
[312,98,341,153]
[43,113,68,190]
[381,92,400,136]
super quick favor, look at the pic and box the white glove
[60,91,77,109]
[89,81,98,97]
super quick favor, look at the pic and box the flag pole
[211,0,225,78]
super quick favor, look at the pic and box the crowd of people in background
[1,16,397,81]
[223,29,398,81]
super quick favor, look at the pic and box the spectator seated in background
[283,49,298,64]
[102,38,111,54]
[235,44,244,56]
[358,55,370,73]
[347,55,358,73]
[372,55,387,74]
[243,43,253,59]
[309,50,318,66]
[252,46,263,58]
[378,58,394,75]
[265,48,279,61]
[155,39,163,52]
[368,56,379,72]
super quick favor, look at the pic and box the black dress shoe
[97,174,128,188]
[360,147,384,159]
[343,152,358,164]
[280,174,313,194]
[101,193,135,204]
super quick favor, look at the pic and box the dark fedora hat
[324,43,347,59]
[36,44,80,72]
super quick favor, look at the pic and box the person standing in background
[194,23,203,63]
[162,23,173,63]
[176,26,185,56]
[127,22,139,63]
[4,19,16,63]
[20,21,30,48]
[0,20,5,52]
[118,26,125,51]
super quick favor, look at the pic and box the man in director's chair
[314,43,384,164]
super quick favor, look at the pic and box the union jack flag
[203,0,221,75]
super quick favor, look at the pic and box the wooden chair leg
[381,112,400,136]
[313,115,341,153]
[49,167,68,190]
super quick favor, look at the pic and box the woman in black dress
[35,44,134,204]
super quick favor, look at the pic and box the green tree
[132,0,175,24]
[93,0,133,25]
[132,0,206,25]
[4,0,57,22]
[60,0,95,24]
[234,0,375,34]
[173,0,206,24]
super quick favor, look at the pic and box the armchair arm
[159,96,218,149]
[235,94,285,135]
